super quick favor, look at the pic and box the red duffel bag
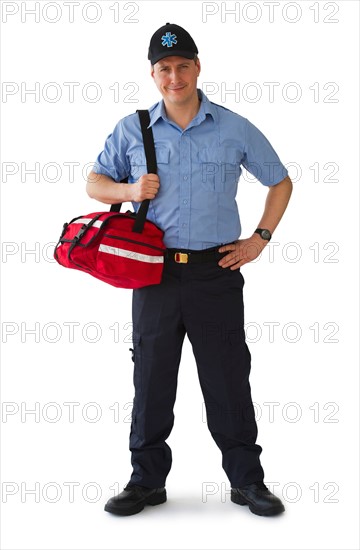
[53,110,166,289]
[53,209,166,289]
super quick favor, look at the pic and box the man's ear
[150,63,155,80]
[196,58,201,76]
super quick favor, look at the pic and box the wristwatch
[254,228,272,241]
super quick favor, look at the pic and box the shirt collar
[148,88,217,128]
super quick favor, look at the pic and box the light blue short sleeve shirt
[92,89,288,250]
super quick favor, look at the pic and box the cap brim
[150,50,196,65]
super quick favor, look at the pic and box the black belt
[165,245,230,264]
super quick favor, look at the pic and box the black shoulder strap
[110,110,157,235]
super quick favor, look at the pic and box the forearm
[86,171,132,205]
[254,175,293,236]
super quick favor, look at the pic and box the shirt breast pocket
[198,147,241,192]
[128,146,170,181]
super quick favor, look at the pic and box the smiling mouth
[167,86,186,91]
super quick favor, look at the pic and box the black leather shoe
[231,481,285,516]
[104,484,167,516]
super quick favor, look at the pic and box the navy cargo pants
[128,245,265,489]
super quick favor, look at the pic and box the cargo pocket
[130,330,142,392]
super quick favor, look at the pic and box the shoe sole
[104,491,167,516]
[231,492,285,517]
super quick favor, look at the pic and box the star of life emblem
[161,32,177,48]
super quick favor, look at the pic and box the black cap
[148,22,198,65]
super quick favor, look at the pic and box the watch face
[261,230,271,240]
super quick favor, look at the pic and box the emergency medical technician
[87,23,293,517]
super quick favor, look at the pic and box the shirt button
[183,199,188,204]
[183,175,188,180]
[182,223,187,227]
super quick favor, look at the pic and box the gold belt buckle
[174,252,188,263]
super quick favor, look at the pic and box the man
[87,22,293,517]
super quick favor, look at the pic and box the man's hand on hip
[218,236,267,270]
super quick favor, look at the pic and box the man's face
[151,55,201,107]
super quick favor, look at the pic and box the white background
[1,1,359,549]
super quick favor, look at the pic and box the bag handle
[110,110,157,234]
